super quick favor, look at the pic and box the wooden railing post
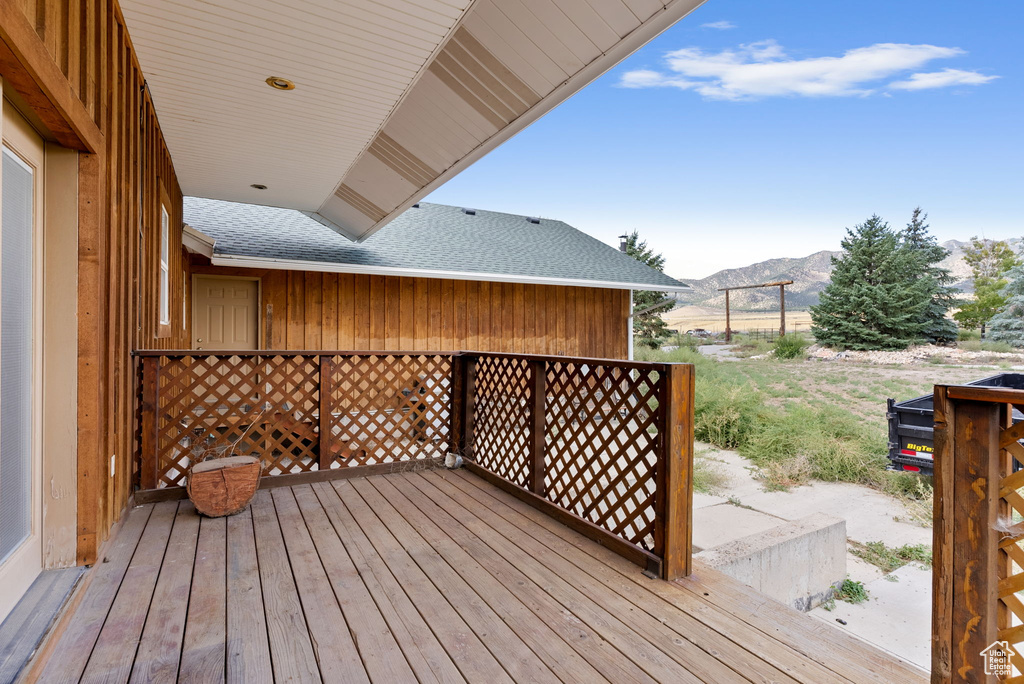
[139,356,159,490]
[450,354,476,461]
[318,356,334,470]
[657,363,694,581]
[529,359,547,496]
[932,388,1002,683]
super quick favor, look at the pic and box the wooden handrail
[933,384,1024,682]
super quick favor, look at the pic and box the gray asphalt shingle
[183,197,688,291]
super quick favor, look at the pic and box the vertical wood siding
[5,0,186,562]
[192,266,630,359]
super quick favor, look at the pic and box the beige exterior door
[192,276,259,350]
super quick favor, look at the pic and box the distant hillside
[676,239,1006,311]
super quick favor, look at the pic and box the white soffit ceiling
[120,0,707,241]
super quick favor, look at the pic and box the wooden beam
[717,280,794,292]
[133,458,448,504]
[779,285,786,337]
[528,359,547,496]
[76,151,106,564]
[658,363,694,580]
[932,386,954,683]
[724,290,731,343]
[0,0,103,152]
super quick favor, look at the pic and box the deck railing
[135,350,694,579]
[932,384,1024,682]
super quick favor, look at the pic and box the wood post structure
[932,383,1024,682]
[717,280,794,343]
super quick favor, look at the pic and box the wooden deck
[31,468,925,683]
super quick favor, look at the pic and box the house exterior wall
[1,0,186,563]
[190,263,631,359]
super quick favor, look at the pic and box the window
[159,204,170,327]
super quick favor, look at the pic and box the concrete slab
[809,563,932,671]
[695,443,931,548]
[693,492,729,510]
[846,552,885,585]
[691,502,785,552]
[696,515,847,611]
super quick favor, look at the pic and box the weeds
[823,578,870,610]
[693,453,730,494]
[849,540,932,573]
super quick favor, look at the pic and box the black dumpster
[887,373,1024,476]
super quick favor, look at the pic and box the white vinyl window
[159,204,170,326]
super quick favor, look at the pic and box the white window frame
[158,204,170,327]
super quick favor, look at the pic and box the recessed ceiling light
[265,76,295,90]
[250,184,267,190]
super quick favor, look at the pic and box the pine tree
[810,215,932,350]
[953,237,1021,336]
[988,265,1024,347]
[624,231,673,349]
[900,208,957,344]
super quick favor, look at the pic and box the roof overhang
[119,0,708,241]
[181,223,216,258]
[210,252,693,293]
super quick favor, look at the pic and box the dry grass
[663,305,813,335]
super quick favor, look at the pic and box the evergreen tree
[953,237,1021,336]
[810,215,932,350]
[900,208,957,344]
[988,265,1024,347]
[624,231,673,348]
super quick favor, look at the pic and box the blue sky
[426,0,1022,279]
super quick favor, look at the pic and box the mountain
[676,239,1009,311]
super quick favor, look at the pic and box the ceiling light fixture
[265,76,295,90]
[250,184,267,190]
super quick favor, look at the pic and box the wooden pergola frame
[717,280,794,343]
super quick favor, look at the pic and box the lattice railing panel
[323,354,451,467]
[998,411,1024,679]
[153,354,320,486]
[140,352,453,488]
[472,355,532,487]
[544,362,663,549]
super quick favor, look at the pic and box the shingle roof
[183,197,689,291]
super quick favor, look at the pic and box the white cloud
[619,40,995,100]
[701,20,735,30]
[889,68,999,90]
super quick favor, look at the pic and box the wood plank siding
[1,0,186,563]
[190,263,632,358]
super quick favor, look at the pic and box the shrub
[693,378,765,449]
[773,334,809,359]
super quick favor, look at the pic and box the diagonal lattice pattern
[472,356,532,488]
[143,353,451,488]
[543,361,663,550]
[323,354,451,467]
[154,355,320,486]
[997,413,1024,678]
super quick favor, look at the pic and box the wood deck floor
[32,468,926,683]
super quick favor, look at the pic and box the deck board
[33,468,927,683]
[179,515,227,684]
